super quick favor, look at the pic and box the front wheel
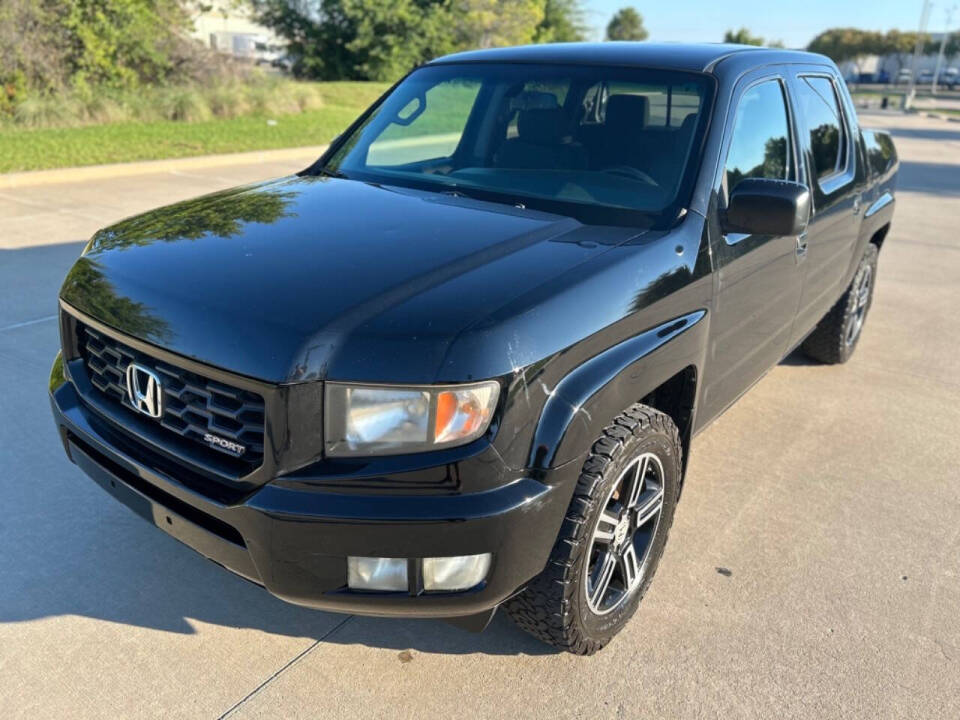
[505,404,681,655]
[802,243,879,364]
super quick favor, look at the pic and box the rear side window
[796,76,847,181]
[724,80,792,191]
[601,82,704,127]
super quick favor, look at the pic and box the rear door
[785,70,864,345]
[700,70,804,422]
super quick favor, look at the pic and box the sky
[582,0,948,48]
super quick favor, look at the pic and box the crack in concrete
[0,315,57,332]
[217,615,355,719]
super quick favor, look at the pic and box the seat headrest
[605,94,649,133]
[512,91,560,111]
[517,108,566,145]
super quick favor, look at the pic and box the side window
[725,80,792,193]
[795,76,848,182]
[366,79,481,166]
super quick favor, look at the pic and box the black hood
[61,176,644,384]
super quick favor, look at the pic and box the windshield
[321,63,714,226]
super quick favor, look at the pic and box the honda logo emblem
[125,363,163,418]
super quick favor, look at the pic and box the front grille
[77,323,266,471]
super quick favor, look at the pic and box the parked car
[253,41,286,67]
[271,54,294,73]
[897,68,912,84]
[940,67,959,88]
[49,43,898,654]
[919,69,935,84]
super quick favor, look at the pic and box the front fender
[528,310,708,471]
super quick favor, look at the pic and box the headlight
[324,381,500,457]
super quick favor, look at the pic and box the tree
[950,31,960,58]
[255,0,455,81]
[344,0,454,81]
[535,0,587,43]
[945,31,960,60]
[61,0,194,91]
[0,0,196,103]
[0,0,68,105]
[877,29,924,76]
[723,28,784,48]
[606,7,648,41]
[808,28,883,80]
[456,0,546,49]
[255,0,547,80]
[724,27,764,46]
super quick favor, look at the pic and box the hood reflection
[87,183,298,253]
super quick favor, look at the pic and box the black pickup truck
[49,43,898,654]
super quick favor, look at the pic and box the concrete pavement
[1,113,958,719]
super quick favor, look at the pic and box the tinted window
[725,80,791,191]
[506,80,569,138]
[366,79,481,166]
[605,82,704,127]
[796,76,846,181]
[326,63,713,224]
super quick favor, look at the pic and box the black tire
[802,243,879,364]
[505,404,681,655]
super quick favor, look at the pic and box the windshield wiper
[439,184,528,210]
[314,166,348,180]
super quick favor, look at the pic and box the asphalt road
[2,112,958,719]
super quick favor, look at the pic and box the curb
[925,112,960,123]
[0,145,328,189]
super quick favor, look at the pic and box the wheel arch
[528,311,707,480]
[869,221,891,251]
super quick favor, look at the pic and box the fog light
[347,557,408,591]
[422,553,491,591]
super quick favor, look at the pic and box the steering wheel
[601,166,659,187]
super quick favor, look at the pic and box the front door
[700,74,804,423]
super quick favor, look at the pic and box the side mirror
[722,178,810,237]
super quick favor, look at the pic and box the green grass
[0,82,389,173]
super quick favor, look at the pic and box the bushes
[0,0,196,101]
[0,0,259,117]
[1,78,334,129]
[159,87,214,122]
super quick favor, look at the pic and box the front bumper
[50,375,578,620]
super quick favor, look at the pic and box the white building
[836,32,959,82]
[189,1,285,61]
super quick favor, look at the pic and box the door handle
[852,194,862,215]
[796,232,808,260]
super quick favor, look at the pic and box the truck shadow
[779,349,819,366]
[0,501,555,657]
[0,240,556,658]
[882,126,960,143]
[896,160,960,196]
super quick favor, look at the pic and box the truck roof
[429,42,829,74]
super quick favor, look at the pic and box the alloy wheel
[846,264,872,346]
[585,452,665,615]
